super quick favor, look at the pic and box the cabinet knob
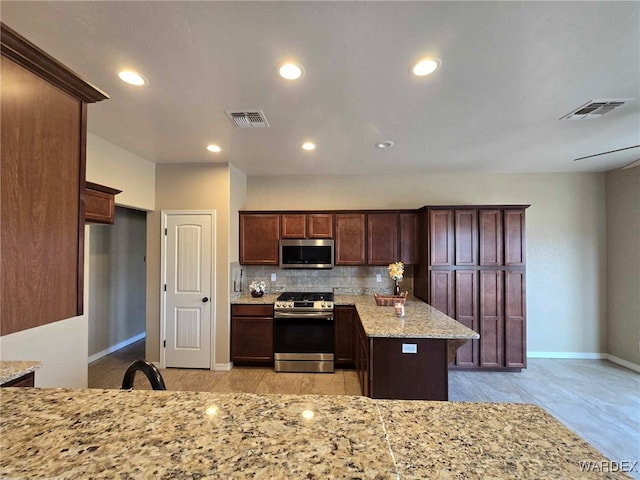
[202,297,209,303]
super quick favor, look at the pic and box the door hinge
[164,284,167,292]
[164,228,168,235]
[163,340,166,348]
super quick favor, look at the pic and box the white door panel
[163,212,214,369]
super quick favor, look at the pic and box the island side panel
[370,337,448,400]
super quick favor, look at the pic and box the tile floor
[90,340,640,479]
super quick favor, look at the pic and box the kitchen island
[0,387,628,479]
[336,295,478,400]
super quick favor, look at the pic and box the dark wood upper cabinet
[85,182,121,224]
[399,213,418,264]
[1,23,108,336]
[281,213,334,239]
[504,209,525,266]
[430,270,454,316]
[455,210,477,266]
[308,213,333,238]
[239,214,280,265]
[281,214,306,239]
[429,210,454,266]
[367,213,398,265]
[335,214,366,265]
[479,210,503,266]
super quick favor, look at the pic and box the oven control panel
[274,301,334,310]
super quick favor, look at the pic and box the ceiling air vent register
[561,99,632,120]
[225,110,270,128]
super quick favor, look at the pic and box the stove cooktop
[276,291,334,302]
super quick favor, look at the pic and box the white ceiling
[2,1,639,175]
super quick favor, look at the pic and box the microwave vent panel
[225,110,270,128]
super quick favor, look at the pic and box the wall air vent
[225,109,270,128]
[561,99,632,120]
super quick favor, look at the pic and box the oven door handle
[274,312,334,320]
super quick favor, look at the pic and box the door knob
[202,297,209,303]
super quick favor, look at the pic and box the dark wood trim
[418,205,530,212]
[85,182,122,195]
[1,22,108,103]
[77,102,87,316]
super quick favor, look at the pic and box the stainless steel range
[273,292,334,373]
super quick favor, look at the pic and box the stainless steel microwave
[279,239,334,269]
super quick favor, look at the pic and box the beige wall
[88,207,147,358]
[146,164,232,366]
[86,133,156,211]
[605,166,640,366]
[229,163,247,264]
[247,172,608,355]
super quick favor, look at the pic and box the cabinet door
[231,316,274,365]
[479,270,504,367]
[455,270,479,367]
[399,213,418,264]
[308,214,333,238]
[479,210,503,266]
[430,270,454,316]
[504,209,526,266]
[367,213,398,265]
[281,214,306,239]
[429,210,454,266]
[505,271,526,368]
[334,306,355,367]
[455,210,477,266]
[335,214,366,265]
[240,214,280,265]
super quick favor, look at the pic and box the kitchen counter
[232,293,478,341]
[335,295,479,340]
[0,361,41,385]
[0,388,628,479]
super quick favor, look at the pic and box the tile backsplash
[231,262,413,297]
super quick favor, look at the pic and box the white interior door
[163,211,214,368]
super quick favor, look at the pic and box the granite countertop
[335,295,479,340]
[0,388,628,479]
[232,294,478,340]
[0,361,42,385]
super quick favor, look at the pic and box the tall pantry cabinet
[414,206,528,370]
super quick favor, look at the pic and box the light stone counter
[232,294,478,341]
[0,388,628,479]
[335,295,479,340]
[0,361,42,385]
[231,293,280,305]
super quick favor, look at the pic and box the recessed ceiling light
[118,70,146,86]
[279,63,304,80]
[411,58,441,77]
[301,142,316,151]
[376,141,395,149]
[206,144,222,153]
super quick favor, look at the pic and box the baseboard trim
[214,362,233,372]
[606,354,640,373]
[88,333,146,364]
[528,351,605,360]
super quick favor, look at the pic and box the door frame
[160,210,216,369]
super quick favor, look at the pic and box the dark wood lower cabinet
[231,304,274,366]
[370,337,448,400]
[454,270,479,367]
[1,372,35,387]
[505,271,527,368]
[334,306,355,368]
[353,312,369,397]
[479,270,504,367]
